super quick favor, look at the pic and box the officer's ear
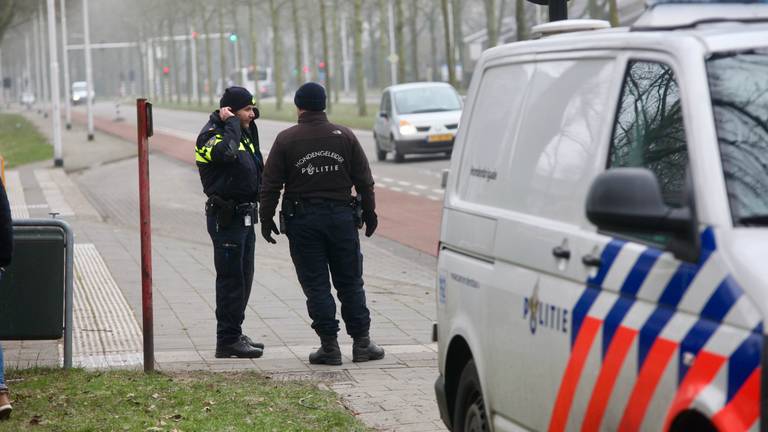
[253,107,260,119]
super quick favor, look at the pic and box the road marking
[432,189,444,194]
[415,185,428,190]
[35,169,75,216]
[6,171,29,219]
[390,187,403,192]
[397,181,412,186]
[428,196,442,201]
[408,191,420,196]
[381,177,395,183]
[378,183,388,189]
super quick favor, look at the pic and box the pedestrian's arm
[349,134,376,213]
[259,139,286,223]
[210,117,243,163]
[0,179,13,268]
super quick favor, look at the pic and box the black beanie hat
[220,86,255,112]
[294,82,326,111]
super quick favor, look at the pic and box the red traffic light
[162,66,170,75]
[319,61,326,69]
[191,31,198,39]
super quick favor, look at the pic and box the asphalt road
[81,101,451,202]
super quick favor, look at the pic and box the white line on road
[408,191,420,196]
[428,196,442,201]
[414,185,428,190]
[381,177,395,183]
[397,181,412,186]
[432,189,445,194]
[390,187,403,192]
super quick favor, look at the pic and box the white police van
[435,2,768,431]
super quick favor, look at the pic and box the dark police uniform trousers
[285,200,371,338]
[206,212,255,345]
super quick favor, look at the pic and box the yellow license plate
[428,133,453,143]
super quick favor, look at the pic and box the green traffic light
[229,34,237,42]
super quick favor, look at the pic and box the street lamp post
[387,0,397,85]
[47,0,63,167]
[82,0,94,141]
[61,0,72,130]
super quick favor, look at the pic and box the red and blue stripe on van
[548,228,763,431]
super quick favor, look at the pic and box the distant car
[241,67,276,99]
[21,92,35,108]
[71,81,94,105]
[373,82,463,163]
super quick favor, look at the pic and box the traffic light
[318,61,326,70]
[229,33,238,43]
[162,66,170,75]
[191,31,198,39]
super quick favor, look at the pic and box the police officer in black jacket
[260,82,385,365]
[196,86,264,358]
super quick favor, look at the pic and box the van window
[457,62,535,207]
[609,61,688,207]
[510,59,616,224]
[380,92,391,115]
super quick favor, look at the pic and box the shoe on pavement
[240,334,265,350]
[309,335,342,366]
[215,339,263,358]
[0,391,11,420]
[352,336,385,362]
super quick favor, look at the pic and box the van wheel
[453,360,489,432]
[375,136,387,161]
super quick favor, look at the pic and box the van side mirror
[586,168,700,262]
[379,111,389,119]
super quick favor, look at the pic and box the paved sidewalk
[3,109,446,431]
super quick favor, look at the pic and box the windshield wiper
[737,215,768,226]
[407,108,455,114]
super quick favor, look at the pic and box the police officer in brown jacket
[260,82,384,365]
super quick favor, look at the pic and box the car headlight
[73,95,80,101]
[399,120,417,136]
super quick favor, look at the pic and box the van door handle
[552,246,571,260]
[582,254,602,267]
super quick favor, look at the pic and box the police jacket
[259,111,375,223]
[0,178,12,267]
[195,110,263,203]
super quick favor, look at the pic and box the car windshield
[707,50,768,226]
[72,83,86,91]
[393,86,461,114]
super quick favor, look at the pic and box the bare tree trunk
[377,0,389,88]
[440,0,456,87]
[185,16,193,105]
[608,0,619,26]
[353,0,366,116]
[367,6,377,88]
[203,9,214,105]
[319,0,332,112]
[168,18,180,103]
[395,0,405,83]
[332,0,342,103]
[428,8,437,81]
[270,0,285,110]
[497,0,508,42]
[292,0,304,86]
[588,0,601,19]
[408,0,419,82]
[516,0,527,41]
[249,1,259,104]
[452,0,465,87]
[218,0,227,93]
[484,0,498,48]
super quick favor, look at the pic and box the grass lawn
[155,100,378,131]
[0,368,368,431]
[0,114,53,169]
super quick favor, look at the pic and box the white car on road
[373,82,462,163]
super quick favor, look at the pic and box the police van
[435,1,768,431]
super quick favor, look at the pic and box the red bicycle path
[71,111,442,256]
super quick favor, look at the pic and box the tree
[269,0,285,110]
[218,0,227,93]
[452,0,465,86]
[319,0,332,112]
[377,0,389,88]
[484,0,498,48]
[249,1,259,104]
[608,0,619,26]
[440,0,456,87]
[291,0,304,86]
[0,0,38,46]
[332,0,342,103]
[515,0,527,41]
[353,0,366,116]
[167,18,180,103]
[394,0,405,83]
[408,0,419,82]
[202,6,215,105]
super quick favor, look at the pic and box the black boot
[309,335,342,365]
[352,336,385,362]
[240,334,265,350]
[215,339,263,358]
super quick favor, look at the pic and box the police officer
[196,86,264,358]
[260,82,385,365]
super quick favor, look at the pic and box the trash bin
[0,225,66,339]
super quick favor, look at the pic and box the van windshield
[393,86,461,114]
[707,50,768,226]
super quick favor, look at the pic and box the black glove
[261,219,279,244]
[362,210,378,238]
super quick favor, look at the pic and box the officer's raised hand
[261,219,279,244]
[362,210,378,237]
[219,106,234,121]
